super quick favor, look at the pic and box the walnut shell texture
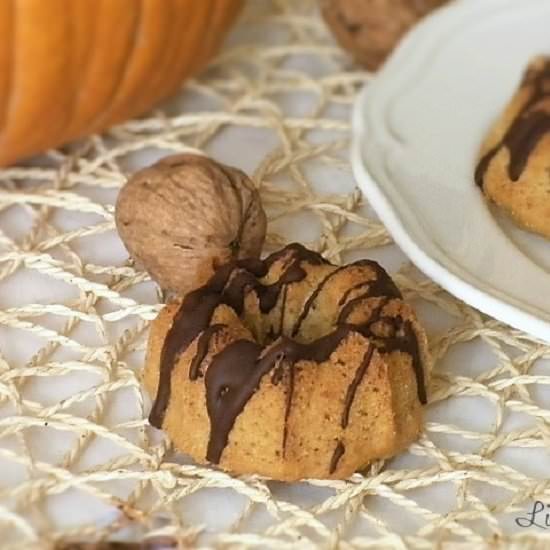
[321,0,448,71]
[115,154,267,295]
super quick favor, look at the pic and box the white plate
[351,0,550,343]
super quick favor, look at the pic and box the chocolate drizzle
[337,297,427,406]
[258,261,307,313]
[291,265,349,336]
[329,441,345,474]
[204,327,368,464]
[189,324,225,380]
[291,260,401,337]
[205,340,265,463]
[327,344,375,476]
[149,259,266,428]
[330,267,427,405]
[276,285,289,340]
[475,58,550,186]
[149,292,222,427]
[149,243,427,465]
[281,361,295,456]
[341,345,374,429]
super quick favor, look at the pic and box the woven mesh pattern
[0,1,549,548]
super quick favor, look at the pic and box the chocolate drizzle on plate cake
[475,57,550,186]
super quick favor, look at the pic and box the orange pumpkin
[0,0,243,166]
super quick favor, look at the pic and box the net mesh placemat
[1,1,550,548]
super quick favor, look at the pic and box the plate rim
[350,0,550,344]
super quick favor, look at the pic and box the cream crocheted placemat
[1,1,549,549]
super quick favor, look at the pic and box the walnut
[115,154,267,296]
[321,0,448,71]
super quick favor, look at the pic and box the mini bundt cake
[475,56,550,238]
[144,243,429,480]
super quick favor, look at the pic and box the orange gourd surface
[0,0,243,166]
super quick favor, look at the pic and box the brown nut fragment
[321,0,448,71]
[115,154,267,296]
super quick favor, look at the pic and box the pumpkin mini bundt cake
[144,243,429,480]
[475,56,550,238]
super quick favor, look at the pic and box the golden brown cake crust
[475,56,550,238]
[143,243,430,480]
